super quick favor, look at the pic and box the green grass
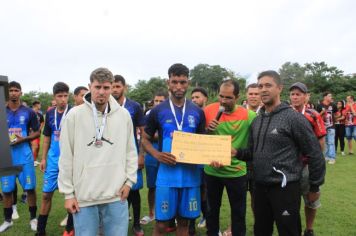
[2,145,356,235]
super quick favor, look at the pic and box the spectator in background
[73,86,89,106]
[345,95,356,155]
[334,100,346,156]
[191,87,208,108]
[316,92,337,164]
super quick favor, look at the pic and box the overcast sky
[1,0,355,93]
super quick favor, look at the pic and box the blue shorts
[155,186,200,221]
[146,165,158,188]
[345,125,356,140]
[1,162,36,193]
[43,156,59,192]
[131,169,143,191]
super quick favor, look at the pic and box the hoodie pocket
[74,163,124,202]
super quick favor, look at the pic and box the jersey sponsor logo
[161,201,169,213]
[165,119,173,123]
[8,128,22,137]
[188,115,196,128]
[19,115,26,125]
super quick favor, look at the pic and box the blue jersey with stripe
[144,99,206,187]
[123,98,145,149]
[6,105,39,165]
[123,98,145,190]
[43,107,71,163]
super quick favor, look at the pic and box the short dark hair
[221,79,240,97]
[32,100,40,106]
[191,87,208,98]
[168,63,189,78]
[257,70,282,85]
[154,90,169,99]
[90,67,114,83]
[53,82,69,95]
[9,81,22,90]
[74,86,88,96]
[247,83,258,90]
[322,92,331,98]
[114,75,126,86]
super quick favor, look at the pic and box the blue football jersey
[6,105,39,165]
[123,98,145,149]
[144,99,206,188]
[43,107,70,162]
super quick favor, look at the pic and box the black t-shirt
[316,102,337,128]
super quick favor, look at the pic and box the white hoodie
[58,93,137,207]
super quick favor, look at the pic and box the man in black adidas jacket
[235,71,325,236]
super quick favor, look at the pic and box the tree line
[20,61,356,111]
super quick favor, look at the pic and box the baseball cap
[289,82,308,93]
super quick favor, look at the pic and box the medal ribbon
[54,105,68,131]
[91,101,108,141]
[169,98,186,131]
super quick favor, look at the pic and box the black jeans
[254,181,301,236]
[335,124,345,152]
[205,174,246,236]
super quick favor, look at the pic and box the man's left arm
[135,104,146,170]
[293,114,325,194]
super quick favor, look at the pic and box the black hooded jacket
[237,102,325,192]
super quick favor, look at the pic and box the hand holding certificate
[171,131,231,165]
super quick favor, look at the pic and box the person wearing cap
[289,82,326,236]
[191,87,208,108]
[235,71,325,236]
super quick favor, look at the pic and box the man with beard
[0,81,39,233]
[112,75,145,236]
[142,63,206,236]
[58,67,137,235]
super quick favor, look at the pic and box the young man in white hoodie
[58,67,138,236]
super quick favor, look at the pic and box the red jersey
[303,108,327,139]
[300,107,326,166]
[334,109,347,125]
[345,104,356,126]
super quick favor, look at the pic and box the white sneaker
[60,214,68,226]
[341,152,345,156]
[0,221,13,232]
[197,217,206,228]
[30,218,37,231]
[34,161,40,167]
[328,159,336,164]
[12,205,19,220]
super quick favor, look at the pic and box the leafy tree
[127,77,167,105]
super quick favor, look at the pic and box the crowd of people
[1,64,356,236]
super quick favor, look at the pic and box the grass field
[1,145,356,236]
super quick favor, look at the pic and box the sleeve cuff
[64,193,75,200]
[125,179,134,188]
